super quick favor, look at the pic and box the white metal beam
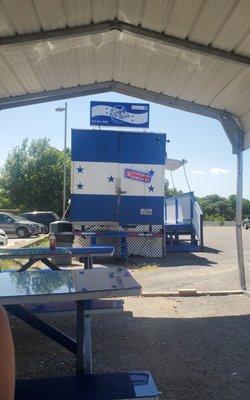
[0,22,248,68]
[113,82,244,154]
[0,80,244,153]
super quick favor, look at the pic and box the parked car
[243,217,250,229]
[0,212,41,238]
[0,229,8,245]
[19,211,60,233]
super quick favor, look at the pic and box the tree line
[0,138,249,221]
[165,186,250,222]
[0,138,71,217]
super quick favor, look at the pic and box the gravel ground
[11,295,250,400]
[129,226,250,292]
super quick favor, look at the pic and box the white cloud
[192,170,206,175]
[209,167,229,175]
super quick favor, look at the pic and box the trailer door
[117,132,165,226]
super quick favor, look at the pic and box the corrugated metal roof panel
[163,0,204,39]
[33,0,67,30]
[195,62,241,106]
[129,43,154,88]
[66,0,92,27]
[210,70,250,111]
[145,45,178,92]
[94,33,114,82]
[236,33,250,57]
[113,34,135,83]
[2,47,42,92]
[92,0,117,23]
[142,0,171,32]
[2,0,41,34]
[188,0,236,46]
[226,87,250,118]
[0,1,248,146]
[0,5,15,37]
[0,61,24,95]
[212,1,250,52]
[73,36,96,84]
[118,0,144,25]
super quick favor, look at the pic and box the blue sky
[0,91,249,199]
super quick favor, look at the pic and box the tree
[228,194,250,219]
[198,194,234,221]
[0,138,71,216]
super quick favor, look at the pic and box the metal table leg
[76,300,85,374]
[18,258,37,272]
[121,236,128,261]
[18,258,60,272]
[84,256,93,269]
[76,300,93,375]
[5,305,77,353]
[83,314,92,374]
[40,258,61,270]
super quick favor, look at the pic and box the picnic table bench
[0,246,114,271]
[15,372,159,400]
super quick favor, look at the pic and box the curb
[141,289,243,297]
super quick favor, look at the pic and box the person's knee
[0,306,7,322]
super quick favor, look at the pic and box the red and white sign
[124,168,151,183]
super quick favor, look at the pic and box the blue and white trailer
[71,129,203,258]
[71,129,166,226]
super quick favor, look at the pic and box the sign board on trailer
[90,101,150,128]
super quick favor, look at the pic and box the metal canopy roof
[0,0,249,151]
[165,158,187,171]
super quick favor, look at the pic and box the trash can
[49,221,74,265]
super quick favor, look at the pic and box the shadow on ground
[12,310,250,400]
[129,252,217,269]
[202,246,222,254]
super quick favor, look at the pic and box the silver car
[243,218,250,230]
[0,212,41,238]
[0,229,8,245]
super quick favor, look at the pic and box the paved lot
[11,295,250,400]
[130,226,250,292]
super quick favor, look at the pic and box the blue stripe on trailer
[72,130,119,163]
[119,196,164,225]
[119,132,166,165]
[71,194,118,222]
[71,194,164,225]
[72,130,166,165]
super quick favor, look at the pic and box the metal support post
[235,151,246,290]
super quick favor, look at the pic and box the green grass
[0,259,23,270]
[27,237,49,247]
[0,236,49,270]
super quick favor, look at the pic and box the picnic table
[0,267,141,374]
[0,246,114,271]
[0,246,159,399]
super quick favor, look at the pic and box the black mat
[15,373,136,400]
